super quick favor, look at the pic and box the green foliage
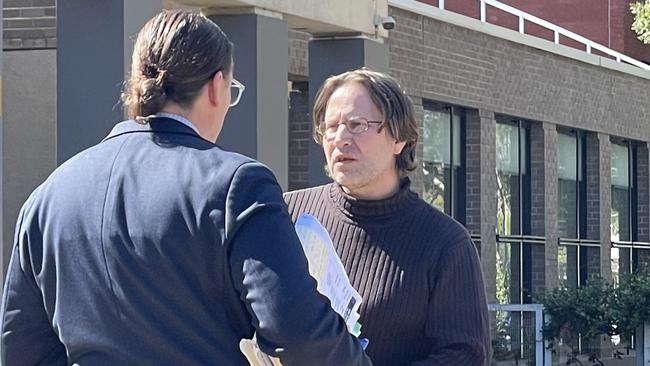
[611,267,650,336]
[540,279,616,345]
[540,280,614,365]
[540,268,650,364]
[631,1,650,44]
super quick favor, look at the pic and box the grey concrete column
[465,108,497,303]
[57,0,160,165]
[209,13,289,190]
[307,37,389,186]
[3,50,56,285]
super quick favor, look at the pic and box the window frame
[556,129,595,288]
[421,101,466,223]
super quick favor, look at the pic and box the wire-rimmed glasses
[318,116,382,139]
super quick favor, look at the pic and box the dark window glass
[557,130,592,288]
[579,246,601,285]
[496,241,517,305]
[634,248,650,271]
[611,142,632,285]
[422,104,465,222]
[611,143,631,242]
[558,245,578,289]
[558,133,578,238]
[495,119,532,306]
[496,122,525,236]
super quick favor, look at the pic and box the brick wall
[586,133,602,241]
[584,246,602,281]
[3,0,56,50]
[529,243,546,300]
[388,7,650,143]
[526,121,560,289]
[464,109,485,237]
[288,81,310,190]
[620,0,650,63]
[529,122,546,236]
[636,143,650,242]
[287,31,310,190]
[384,6,650,292]
[410,98,424,196]
[418,0,650,63]
[543,123,559,289]
[464,109,497,302]
[598,134,613,280]
[610,0,628,53]
[478,109,497,294]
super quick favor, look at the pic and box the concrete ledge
[389,0,650,80]
[599,57,650,79]
[177,0,389,37]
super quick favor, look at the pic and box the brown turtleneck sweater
[284,180,491,366]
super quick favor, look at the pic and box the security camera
[375,15,396,30]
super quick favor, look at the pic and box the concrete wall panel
[3,49,56,273]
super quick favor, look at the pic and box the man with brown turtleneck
[284,68,491,366]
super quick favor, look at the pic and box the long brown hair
[122,10,233,119]
[312,68,419,175]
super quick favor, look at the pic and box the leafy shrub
[631,1,650,44]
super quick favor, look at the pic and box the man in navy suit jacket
[0,10,371,366]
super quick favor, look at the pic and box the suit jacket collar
[103,117,204,142]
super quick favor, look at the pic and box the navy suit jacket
[1,118,370,366]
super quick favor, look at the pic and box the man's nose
[332,123,352,147]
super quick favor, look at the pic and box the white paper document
[294,213,363,333]
[240,213,364,365]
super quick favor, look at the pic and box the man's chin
[332,173,359,188]
[331,172,349,184]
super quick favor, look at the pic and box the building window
[556,130,596,289]
[611,141,632,243]
[608,139,648,366]
[634,248,650,270]
[422,103,465,223]
[558,132,581,239]
[496,119,530,237]
[611,140,633,284]
[494,118,541,362]
[495,118,533,305]
[610,140,650,284]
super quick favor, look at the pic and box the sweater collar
[328,178,419,219]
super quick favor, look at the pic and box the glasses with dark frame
[318,116,382,139]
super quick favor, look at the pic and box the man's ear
[207,70,224,107]
[393,140,407,155]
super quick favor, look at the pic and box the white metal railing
[478,0,650,71]
[394,0,650,71]
[488,303,552,366]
